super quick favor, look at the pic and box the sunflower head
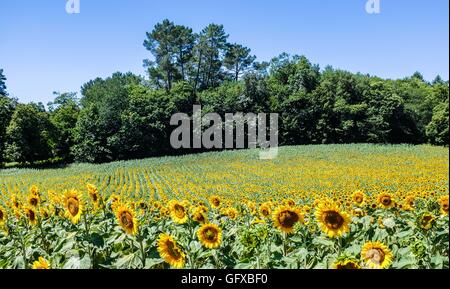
[259,203,272,218]
[23,206,38,225]
[226,207,238,220]
[30,185,39,197]
[10,195,21,210]
[0,206,7,224]
[197,223,222,249]
[209,195,221,209]
[377,192,394,209]
[168,200,188,224]
[63,189,84,224]
[284,198,296,207]
[315,202,351,238]
[438,195,449,215]
[192,207,208,224]
[272,205,303,234]
[87,184,101,209]
[352,190,366,206]
[108,194,121,211]
[32,257,50,269]
[417,212,435,230]
[157,233,185,268]
[404,195,416,210]
[116,204,138,235]
[361,241,393,269]
[137,200,148,210]
[333,256,361,269]
[27,191,39,206]
[352,208,365,218]
[40,207,50,219]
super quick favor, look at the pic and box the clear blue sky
[0,0,448,104]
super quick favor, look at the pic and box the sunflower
[197,223,222,249]
[377,192,394,209]
[108,194,121,211]
[32,257,50,269]
[333,257,361,269]
[0,206,7,225]
[352,190,366,206]
[168,200,188,224]
[23,206,38,225]
[63,189,83,224]
[209,195,221,209]
[259,203,272,218]
[157,233,185,268]
[315,202,351,238]
[87,184,101,209]
[361,241,393,269]
[28,193,40,207]
[272,205,303,234]
[10,195,21,210]
[284,198,296,207]
[137,200,148,210]
[404,195,416,211]
[192,208,208,224]
[40,207,50,219]
[30,185,39,197]
[251,218,266,225]
[417,212,435,230]
[352,208,365,217]
[438,195,449,215]
[116,204,138,235]
[226,207,238,220]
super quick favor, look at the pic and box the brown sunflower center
[174,204,186,218]
[212,199,220,207]
[381,196,391,206]
[324,211,344,229]
[91,193,98,202]
[30,197,38,206]
[203,228,218,242]
[67,198,79,216]
[27,209,36,221]
[166,240,182,259]
[421,215,433,226]
[354,196,363,203]
[120,211,134,229]
[442,203,449,212]
[278,210,299,228]
[365,248,385,265]
[261,207,270,216]
[194,212,205,223]
[0,210,4,220]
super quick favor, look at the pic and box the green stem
[282,232,287,257]
[137,232,146,268]
[17,230,28,269]
[37,218,49,254]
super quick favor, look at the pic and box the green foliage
[0,69,7,97]
[0,22,448,166]
[4,103,54,163]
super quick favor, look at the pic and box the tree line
[0,20,448,166]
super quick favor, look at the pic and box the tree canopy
[0,20,448,166]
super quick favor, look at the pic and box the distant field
[0,144,448,269]
[1,144,448,201]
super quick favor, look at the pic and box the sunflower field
[0,144,448,269]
